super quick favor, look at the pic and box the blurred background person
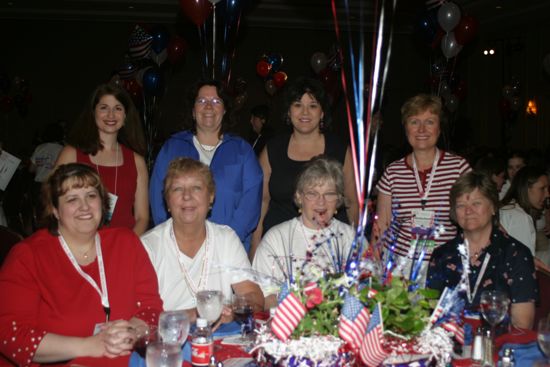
[0,163,162,367]
[374,94,470,283]
[427,171,536,329]
[142,158,263,321]
[250,77,358,260]
[474,154,506,194]
[253,157,354,309]
[55,84,149,235]
[149,79,262,252]
[500,150,526,199]
[248,104,273,156]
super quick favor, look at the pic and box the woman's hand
[98,320,138,357]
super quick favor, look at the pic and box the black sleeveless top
[262,133,348,235]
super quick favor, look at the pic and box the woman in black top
[249,77,358,260]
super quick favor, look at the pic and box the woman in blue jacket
[149,79,262,252]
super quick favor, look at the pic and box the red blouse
[76,144,138,230]
[0,228,163,367]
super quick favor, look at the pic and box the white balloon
[441,32,462,59]
[446,94,459,113]
[310,52,328,74]
[437,2,461,32]
[439,80,451,99]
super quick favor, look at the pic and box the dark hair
[250,104,269,122]
[67,84,146,156]
[163,157,216,203]
[475,156,506,177]
[282,77,332,132]
[42,163,111,235]
[450,171,500,225]
[501,166,547,221]
[183,79,234,137]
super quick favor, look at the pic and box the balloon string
[212,3,216,79]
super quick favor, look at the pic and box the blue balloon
[267,53,283,72]
[142,67,164,97]
[151,26,170,54]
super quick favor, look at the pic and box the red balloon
[0,96,14,113]
[256,60,271,78]
[122,79,143,106]
[167,36,188,65]
[272,71,288,89]
[179,0,212,26]
[454,15,478,45]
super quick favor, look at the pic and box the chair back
[0,225,23,266]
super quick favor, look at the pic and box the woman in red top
[56,84,149,235]
[0,163,163,367]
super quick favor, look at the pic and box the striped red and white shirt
[376,150,471,261]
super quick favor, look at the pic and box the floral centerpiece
[250,225,465,367]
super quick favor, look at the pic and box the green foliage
[360,278,440,338]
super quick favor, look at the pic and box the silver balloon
[310,52,328,74]
[441,32,462,59]
[437,2,461,32]
[439,80,451,99]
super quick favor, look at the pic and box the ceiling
[1,0,549,35]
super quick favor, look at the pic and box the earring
[334,209,338,215]
[319,118,325,130]
[298,207,302,214]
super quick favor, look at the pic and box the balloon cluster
[256,53,288,96]
[229,76,249,111]
[417,2,478,59]
[428,66,467,113]
[0,73,32,117]
[499,77,522,123]
[110,24,189,105]
[310,47,342,105]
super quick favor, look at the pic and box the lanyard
[463,248,491,304]
[58,233,110,322]
[412,148,440,205]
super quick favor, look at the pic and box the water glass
[146,341,182,367]
[196,290,224,325]
[158,310,190,346]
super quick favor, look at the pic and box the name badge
[106,193,118,222]
[411,209,435,231]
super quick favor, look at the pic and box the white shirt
[30,142,63,182]
[141,219,253,310]
[252,217,355,296]
[499,202,536,255]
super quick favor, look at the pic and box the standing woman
[55,84,149,235]
[374,94,470,282]
[149,79,262,251]
[249,77,358,259]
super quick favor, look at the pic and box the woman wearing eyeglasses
[149,79,262,251]
[252,157,354,309]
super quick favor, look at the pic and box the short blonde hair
[401,94,442,125]
[163,158,216,202]
[294,156,345,208]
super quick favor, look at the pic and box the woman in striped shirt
[374,94,470,284]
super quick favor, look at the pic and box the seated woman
[141,158,263,322]
[253,157,355,310]
[427,171,537,329]
[500,166,549,256]
[0,163,162,367]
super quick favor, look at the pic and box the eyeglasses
[195,97,224,106]
[302,191,340,203]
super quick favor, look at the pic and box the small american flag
[359,303,388,366]
[128,25,152,60]
[338,294,370,350]
[430,287,465,344]
[271,286,306,341]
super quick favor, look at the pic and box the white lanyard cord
[58,233,110,321]
[412,148,440,202]
[464,239,491,304]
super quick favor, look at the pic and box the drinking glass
[134,325,158,358]
[146,341,182,367]
[480,290,510,358]
[196,290,224,325]
[158,310,190,346]
[538,317,550,364]
[232,294,254,340]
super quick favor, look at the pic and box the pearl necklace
[194,136,220,153]
[170,221,210,299]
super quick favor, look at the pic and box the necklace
[411,148,440,209]
[194,136,220,153]
[170,221,210,299]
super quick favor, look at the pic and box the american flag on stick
[338,294,370,350]
[430,287,465,344]
[128,25,152,60]
[271,286,306,341]
[359,303,389,366]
